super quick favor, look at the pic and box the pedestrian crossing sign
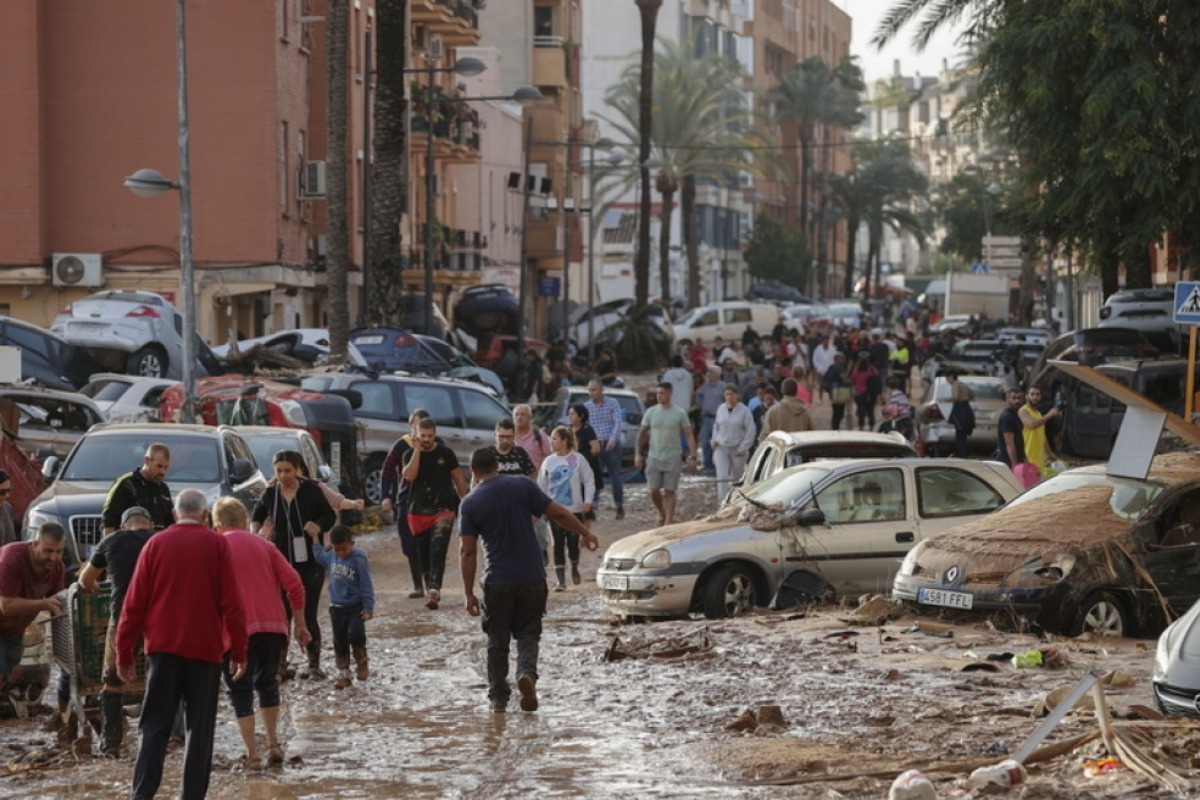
[1175,282,1200,324]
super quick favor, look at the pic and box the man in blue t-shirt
[458,448,597,714]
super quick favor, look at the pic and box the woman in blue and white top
[536,426,595,591]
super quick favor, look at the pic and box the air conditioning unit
[301,161,327,198]
[429,35,444,60]
[52,253,104,288]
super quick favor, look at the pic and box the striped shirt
[585,396,623,447]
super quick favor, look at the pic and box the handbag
[830,386,852,404]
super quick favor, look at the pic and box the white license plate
[918,587,973,610]
[599,574,628,591]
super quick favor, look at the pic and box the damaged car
[893,452,1200,637]
[597,458,1023,620]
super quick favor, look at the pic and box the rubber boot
[306,652,326,681]
[571,560,582,585]
[353,647,369,681]
[99,691,123,757]
[333,657,352,690]
[554,567,566,591]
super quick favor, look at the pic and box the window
[814,468,905,524]
[749,445,777,482]
[400,384,458,428]
[724,307,752,324]
[2,324,51,361]
[461,390,508,430]
[279,121,289,215]
[1160,491,1200,547]
[916,467,1006,518]
[350,381,397,419]
[534,5,554,37]
[696,310,719,327]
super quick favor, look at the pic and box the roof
[763,430,911,448]
[90,422,227,436]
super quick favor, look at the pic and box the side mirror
[41,455,61,480]
[230,458,255,484]
[317,464,333,483]
[796,508,825,527]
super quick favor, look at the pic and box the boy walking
[312,524,375,690]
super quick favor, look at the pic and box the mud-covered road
[2,473,1198,799]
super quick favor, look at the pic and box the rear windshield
[784,443,913,467]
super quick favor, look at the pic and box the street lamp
[124,0,196,423]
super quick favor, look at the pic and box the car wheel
[127,346,168,378]
[702,564,757,619]
[362,454,385,507]
[1073,591,1129,637]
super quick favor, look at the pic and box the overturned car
[894,452,1200,637]
[598,458,1023,620]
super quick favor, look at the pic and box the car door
[1139,488,1200,614]
[913,465,1010,538]
[1064,382,1123,459]
[785,466,910,594]
[348,379,402,459]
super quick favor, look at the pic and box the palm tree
[633,0,663,307]
[325,0,351,358]
[603,42,756,306]
[366,0,408,327]
[766,56,864,234]
[828,140,928,297]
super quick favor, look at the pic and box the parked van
[673,302,780,344]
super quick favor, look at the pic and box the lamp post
[124,0,196,423]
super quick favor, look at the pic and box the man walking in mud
[458,447,597,713]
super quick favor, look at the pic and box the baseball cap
[121,506,153,525]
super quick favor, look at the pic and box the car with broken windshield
[727,430,914,500]
[893,453,1200,638]
[597,458,1023,620]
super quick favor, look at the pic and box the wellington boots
[99,691,124,757]
[571,560,582,585]
[353,647,370,681]
[333,657,352,690]
[306,653,326,681]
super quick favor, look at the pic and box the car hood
[604,505,759,561]
[1159,599,1200,690]
[30,478,225,519]
[908,486,1134,586]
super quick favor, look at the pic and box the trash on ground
[841,594,899,626]
[603,628,713,662]
[1012,649,1044,669]
[902,622,953,638]
[888,769,936,800]
[1083,756,1122,777]
[725,704,786,734]
[968,758,1027,788]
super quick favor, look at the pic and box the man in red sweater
[117,488,247,800]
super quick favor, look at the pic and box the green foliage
[611,304,672,371]
[745,215,810,288]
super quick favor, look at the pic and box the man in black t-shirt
[402,419,468,610]
[490,419,535,478]
[78,506,156,756]
[102,444,173,533]
[996,387,1027,468]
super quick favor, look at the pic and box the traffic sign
[971,262,989,274]
[1174,281,1200,324]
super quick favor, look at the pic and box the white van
[673,302,780,344]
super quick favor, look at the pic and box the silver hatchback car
[53,290,223,379]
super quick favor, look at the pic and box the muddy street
[2,475,1198,799]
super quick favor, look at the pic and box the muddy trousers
[549,519,580,567]
[221,633,285,718]
[329,603,367,659]
[415,518,454,592]
[481,580,548,705]
[394,510,423,590]
[133,653,221,800]
[291,562,326,665]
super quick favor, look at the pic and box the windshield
[239,434,296,477]
[62,433,222,483]
[674,308,699,328]
[739,465,833,509]
[1005,471,1164,519]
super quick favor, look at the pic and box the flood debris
[840,594,900,627]
[603,628,713,661]
[902,622,953,638]
[725,704,787,735]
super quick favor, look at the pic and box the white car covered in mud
[598,458,1024,620]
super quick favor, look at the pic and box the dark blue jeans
[329,603,367,659]
[481,580,548,705]
[133,653,221,800]
[598,445,624,510]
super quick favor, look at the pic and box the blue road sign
[1174,282,1200,324]
[971,262,989,274]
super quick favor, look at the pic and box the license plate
[918,587,973,610]
[599,573,628,591]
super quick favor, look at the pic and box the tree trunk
[798,131,812,233]
[1017,241,1036,325]
[1125,243,1153,289]
[634,0,662,308]
[658,185,674,305]
[326,0,351,357]
[367,0,407,327]
[682,174,700,307]
[842,214,859,297]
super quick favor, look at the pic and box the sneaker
[425,589,441,610]
[517,674,538,712]
[553,583,566,592]
[571,563,582,585]
[266,745,285,766]
[307,665,327,681]
[615,508,625,520]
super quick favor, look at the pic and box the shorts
[645,456,682,492]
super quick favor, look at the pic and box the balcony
[412,0,482,46]
[411,85,482,164]
[533,38,568,89]
[527,216,564,260]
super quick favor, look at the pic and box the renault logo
[945,566,960,584]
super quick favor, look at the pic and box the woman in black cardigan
[251,450,337,679]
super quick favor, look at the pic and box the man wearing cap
[79,506,156,756]
[102,443,173,534]
[694,367,726,471]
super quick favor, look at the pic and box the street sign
[1174,282,1200,324]
[538,275,561,297]
[971,262,989,274]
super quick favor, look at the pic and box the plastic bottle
[969,759,1027,788]
[889,769,937,800]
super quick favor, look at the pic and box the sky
[834,0,967,84]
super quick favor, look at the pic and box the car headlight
[279,399,307,427]
[897,544,923,577]
[640,549,671,570]
[1153,626,1172,681]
